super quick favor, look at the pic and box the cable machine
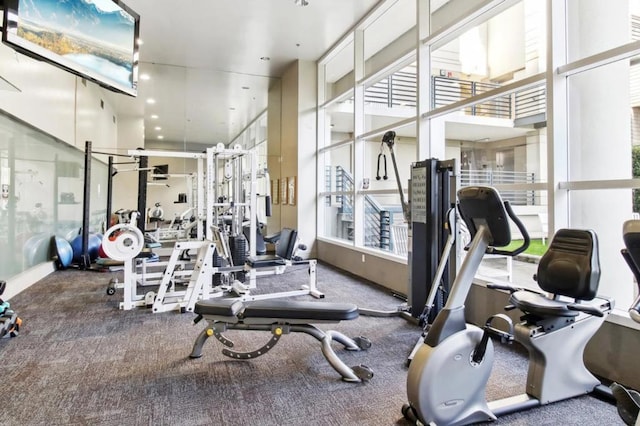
[376,131,457,324]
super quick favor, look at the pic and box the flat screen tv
[2,0,140,97]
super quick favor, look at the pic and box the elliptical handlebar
[488,200,530,257]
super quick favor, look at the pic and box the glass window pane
[443,99,548,205]
[364,0,416,64]
[364,63,417,133]
[323,40,354,102]
[568,189,635,307]
[567,0,636,63]
[431,1,545,112]
[430,0,487,34]
[320,144,353,242]
[566,55,639,310]
[322,94,354,148]
[568,61,632,181]
[362,123,416,255]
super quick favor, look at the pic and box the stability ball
[53,236,73,269]
[89,234,102,260]
[70,233,102,263]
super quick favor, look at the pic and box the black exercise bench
[189,298,373,382]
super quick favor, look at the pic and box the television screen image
[2,0,140,96]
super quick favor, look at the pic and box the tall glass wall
[316,0,640,311]
[562,0,640,305]
[0,111,108,279]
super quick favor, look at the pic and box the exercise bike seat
[508,291,579,318]
[509,228,600,319]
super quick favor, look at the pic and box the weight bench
[189,298,373,382]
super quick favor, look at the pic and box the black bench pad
[247,255,286,268]
[195,299,359,321]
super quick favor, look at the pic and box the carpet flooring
[0,262,624,425]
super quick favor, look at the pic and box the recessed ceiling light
[150,114,159,119]
[157,135,164,140]
[260,56,270,61]
[140,73,151,81]
[146,98,156,104]
[154,126,162,131]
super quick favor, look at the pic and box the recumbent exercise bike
[403,186,613,425]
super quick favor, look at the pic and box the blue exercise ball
[70,234,84,263]
[53,236,73,269]
[23,233,50,268]
[70,233,103,263]
[88,234,102,261]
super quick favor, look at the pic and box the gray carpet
[0,262,623,425]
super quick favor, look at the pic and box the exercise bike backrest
[457,186,530,257]
[622,220,640,322]
[535,228,601,301]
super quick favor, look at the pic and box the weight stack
[229,235,247,283]
[212,250,223,286]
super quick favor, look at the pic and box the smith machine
[103,145,320,313]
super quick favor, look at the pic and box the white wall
[487,2,525,80]
[0,44,126,152]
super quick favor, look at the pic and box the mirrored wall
[0,111,108,279]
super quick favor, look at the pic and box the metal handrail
[335,166,390,250]
[459,169,536,205]
[363,71,546,121]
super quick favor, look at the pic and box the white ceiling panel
[108,0,381,147]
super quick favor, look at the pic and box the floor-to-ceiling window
[318,0,416,257]
[559,0,640,306]
[316,0,640,315]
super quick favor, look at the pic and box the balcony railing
[362,71,546,121]
[459,169,536,205]
[334,166,391,251]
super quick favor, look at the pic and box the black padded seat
[509,291,579,318]
[247,255,286,268]
[195,298,243,317]
[194,299,359,322]
[243,300,359,321]
[247,228,298,268]
[509,228,600,319]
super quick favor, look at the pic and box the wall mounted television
[2,0,140,97]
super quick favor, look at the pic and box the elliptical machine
[403,186,613,425]
[611,220,640,425]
